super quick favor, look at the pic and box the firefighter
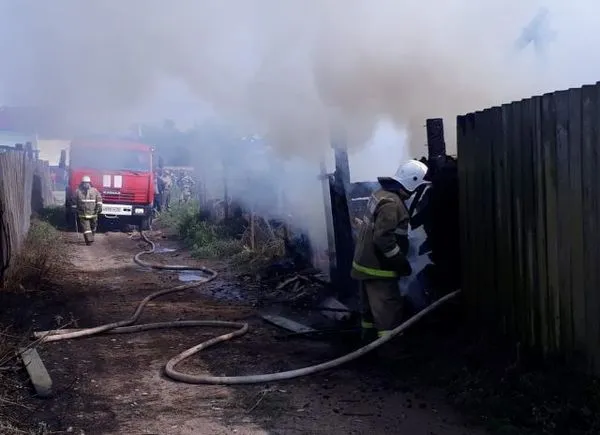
[158,169,173,211]
[351,159,430,344]
[153,169,162,214]
[177,170,195,204]
[74,175,103,246]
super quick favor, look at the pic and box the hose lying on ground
[33,231,462,385]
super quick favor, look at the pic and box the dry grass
[0,328,45,435]
[230,218,286,275]
[2,219,65,291]
[0,216,66,433]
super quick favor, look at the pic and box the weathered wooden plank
[457,115,469,315]
[470,111,484,320]
[457,114,476,319]
[500,103,517,338]
[593,82,600,375]
[319,297,352,322]
[519,98,537,348]
[493,105,507,334]
[541,92,561,352]
[489,106,508,334]
[554,90,574,355]
[531,95,550,354]
[584,83,600,374]
[510,100,527,343]
[426,118,447,162]
[467,111,483,320]
[19,347,53,398]
[566,88,586,358]
[593,81,600,375]
[478,109,497,324]
[319,162,337,282]
[260,314,316,334]
[328,144,357,305]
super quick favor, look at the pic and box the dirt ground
[5,229,488,435]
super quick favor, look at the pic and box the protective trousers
[79,216,97,245]
[180,189,191,203]
[154,193,162,212]
[359,279,403,342]
[160,190,171,211]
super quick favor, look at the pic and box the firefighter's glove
[385,253,412,277]
[397,235,409,254]
[95,204,102,214]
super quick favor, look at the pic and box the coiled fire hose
[33,231,462,385]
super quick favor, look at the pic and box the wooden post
[329,132,358,308]
[319,161,337,279]
[333,146,351,190]
[426,118,446,172]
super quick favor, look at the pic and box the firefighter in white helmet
[351,159,430,345]
[74,175,103,245]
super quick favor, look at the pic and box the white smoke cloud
[2,1,595,152]
[0,0,598,248]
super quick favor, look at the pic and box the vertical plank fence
[0,150,55,281]
[458,82,600,374]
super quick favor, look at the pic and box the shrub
[158,203,288,272]
[3,219,65,290]
[158,203,244,259]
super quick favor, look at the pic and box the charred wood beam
[329,140,357,308]
[426,118,446,172]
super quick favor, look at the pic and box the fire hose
[33,231,462,385]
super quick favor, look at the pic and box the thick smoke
[2,1,597,153]
[0,0,598,253]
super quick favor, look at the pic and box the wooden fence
[0,150,55,280]
[457,82,600,373]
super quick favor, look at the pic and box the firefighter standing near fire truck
[73,175,103,246]
[157,168,173,211]
[351,159,429,345]
[153,168,162,214]
[177,170,195,204]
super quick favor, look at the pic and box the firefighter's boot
[83,230,94,246]
[360,321,378,346]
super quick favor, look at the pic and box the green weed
[159,203,244,259]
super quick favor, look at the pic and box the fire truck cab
[61,137,155,231]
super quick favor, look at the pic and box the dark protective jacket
[75,186,103,219]
[351,188,411,280]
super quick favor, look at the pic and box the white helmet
[391,160,429,193]
[81,175,91,183]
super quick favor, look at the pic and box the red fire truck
[61,137,155,230]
